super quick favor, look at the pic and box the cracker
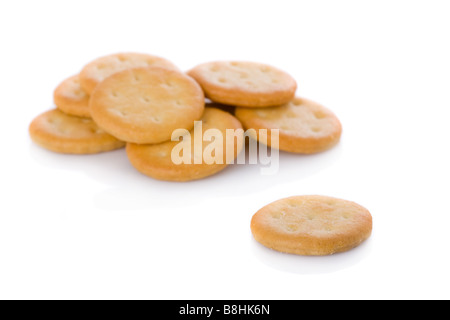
[29,109,125,154]
[187,61,297,108]
[235,97,342,154]
[89,67,205,144]
[126,108,244,182]
[251,195,372,256]
[53,74,91,118]
[79,52,179,94]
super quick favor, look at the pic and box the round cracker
[126,108,244,182]
[188,61,297,108]
[79,52,179,94]
[89,67,205,144]
[251,195,373,256]
[53,74,91,118]
[29,109,125,154]
[235,97,342,154]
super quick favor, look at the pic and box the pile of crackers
[29,52,374,257]
[29,52,342,182]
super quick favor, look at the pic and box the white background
[1,0,449,300]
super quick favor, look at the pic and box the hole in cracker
[111,91,118,98]
[162,82,174,89]
[272,211,286,220]
[218,78,227,83]
[151,116,161,123]
[292,99,302,106]
[256,111,268,118]
[156,151,167,157]
[230,62,239,67]
[109,109,128,117]
[311,127,321,133]
[286,224,298,232]
[141,97,150,103]
[90,127,104,134]
[314,111,327,119]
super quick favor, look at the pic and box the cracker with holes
[29,109,125,154]
[79,52,179,94]
[89,67,205,144]
[126,108,244,182]
[54,74,91,118]
[251,195,372,256]
[187,61,297,108]
[235,97,342,154]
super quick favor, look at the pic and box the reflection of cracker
[54,74,91,118]
[235,97,342,154]
[126,108,244,182]
[251,195,373,256]
[188,61,297,107]
[90,67,205,144]
[79,52,179,94]
[29,109,125,154]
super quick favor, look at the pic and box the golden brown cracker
[188,61,297,108]
[126,108,244,182]
[251,195,373,256]
[89,67,205,144]
[235,97,342,154]
[29,109,125,154]
[53,74,91,118]
[79,52,179,94]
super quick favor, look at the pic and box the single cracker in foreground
[89,67,205,144]
[79,52,179,94]
[251,195,372,256]
[126,108,244,182]
[187,61,297,108]
[235,97,342,154]
[53,74,91,118]
[29,109,125,154]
